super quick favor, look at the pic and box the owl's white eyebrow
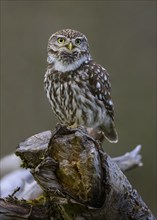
[56,35,66,38]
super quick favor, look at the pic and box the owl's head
[47,29,91,72]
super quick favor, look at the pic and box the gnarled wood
[0,125,156,220]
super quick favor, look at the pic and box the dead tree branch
[0,125,156,220]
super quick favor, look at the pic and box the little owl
[44,29,118,143]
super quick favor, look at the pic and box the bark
[0,125,156,220]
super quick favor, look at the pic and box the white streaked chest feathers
[44,67,106,128]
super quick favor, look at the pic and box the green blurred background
[1,0,156,216]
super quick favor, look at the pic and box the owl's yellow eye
[57,37,65,44]
[75,38,81,45]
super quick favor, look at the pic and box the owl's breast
[44,69,80,125]
[44,68,105,128]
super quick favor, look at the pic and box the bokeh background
[1,0,156,216]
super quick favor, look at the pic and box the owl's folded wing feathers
[87,61,115,121]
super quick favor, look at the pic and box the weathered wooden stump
[0,125,155,220]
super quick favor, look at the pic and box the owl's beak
[67,42,73,51]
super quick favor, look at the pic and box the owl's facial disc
[47,29,91,71]
[49,37,85,64]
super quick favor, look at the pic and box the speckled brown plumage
[44,29,118,143]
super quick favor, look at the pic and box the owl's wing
[87,61,114,120]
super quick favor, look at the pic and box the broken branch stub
[34,125,106,208]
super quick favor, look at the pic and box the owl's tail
[100,120,118,143]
